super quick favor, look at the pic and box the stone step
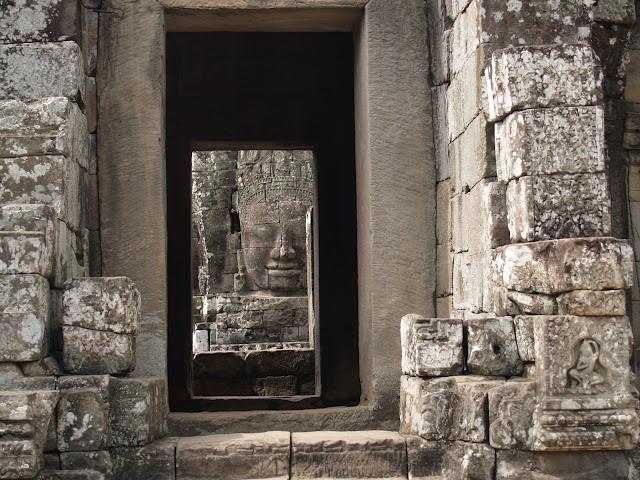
[175,430,408,480]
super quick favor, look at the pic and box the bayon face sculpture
[236,150,313,295]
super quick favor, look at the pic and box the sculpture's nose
[270,229,296,262]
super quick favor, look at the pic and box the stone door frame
[98,0,435,431]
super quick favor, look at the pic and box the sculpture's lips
[266,268,301,277]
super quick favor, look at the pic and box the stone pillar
[482,0,639,455]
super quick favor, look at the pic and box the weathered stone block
[494,237,633,294]
[291,431,407,479]
[22,357,63,377]
[594,0,636,24]
[111,438,176,480]
[0,97,88,169]
[452,251,486,313]
[81,6,98,76]
[445,441,495,479]
[192,329,209,353]
[506,173,611,242]
[450,114,494,193]
[488,381,536,449]
[0,439,40,479]
[57,388,110,452]
[0,42,84,101]
[0,363,23,384]
[482,181,510,250]
[405,436,446,479]
[496,107,606,182]
[0,274,49,362]
[0,0,79,44]
[0,204,56,279]
[37,470,105,480]
[494,288,556,317]
[513,316,535,362]
[60,451,112,477]
[485,45,602,122]
[467,317,523,376]
[61,326,135,375]
[400,314,463,377]
[400,375,505,442]
[109,377,167,447]
[62,277,140,334]
[496,450,634,479]
[0,155,81,232]
[0,390,58,479]
[448,48,485,141]
[557,290,626,316]
[177,431,290,480]
[533,315,638,450]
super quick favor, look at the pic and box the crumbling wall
[412,0,640,477]
[0,2,170,478]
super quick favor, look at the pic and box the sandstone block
[477,0,591,47]
[452,251,486,313]
[452,179,507,255]
[448,48,485,140]
[60,451,112,477]
[449,114,494,193]
[22,357,63,377]
[485,45,602,122]
[177,431,290,480]
[467,317,523,376]
[0,204,57,279]
[0,390,58,479]
[0,42,84,101]
[109,377,167,447]
[0,0,79,43]
[111,438,177,480]
[496,107,606,182]
[0,97,88,169]
[494,237,633,294]
[62,277,140,334]
[56,388,110,452]
[61,326,135,375]
[0,274,49,362]
[291,430,407,479]
[405,437,446,479]
[37,470,104,480]
[401,314,463,377]
[192,329,209,353]
[496,450,634,479]
[0,155,81,232]
[0,439,40,479]
[445,441,495,479]
[488,381,536,449]
[494,288,556,317]
[482,180,510,250]
[80,6,98,75]
[557,290,626,316]
[506,173,611,242]
[533,315,638,450]
[513,316,535,362]
[594,0,636,24]
[0,363,23,384]
[400,375,505,442]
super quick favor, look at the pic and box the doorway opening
[166,32,360,411]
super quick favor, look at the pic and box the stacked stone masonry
[3,0,640,478]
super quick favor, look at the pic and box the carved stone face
[240,199,310,294]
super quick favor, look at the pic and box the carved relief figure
[566,338,609,394]
[236,150,314,295]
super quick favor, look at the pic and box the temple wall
[2,0,640,478]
